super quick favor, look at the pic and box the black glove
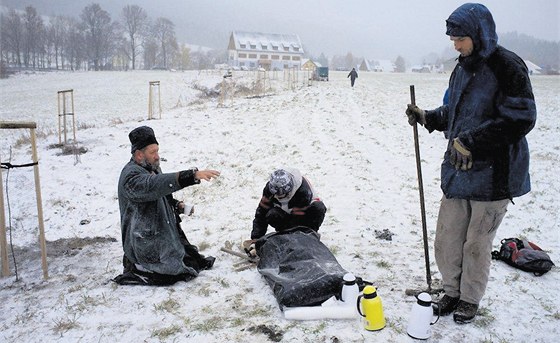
[406,104,426,126]
[178,168,200,187]
[449,138,473,170]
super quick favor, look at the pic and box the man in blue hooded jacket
[406,3,536,323]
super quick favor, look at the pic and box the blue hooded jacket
[425,3,536,201]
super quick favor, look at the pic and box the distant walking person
[347,68,358,87]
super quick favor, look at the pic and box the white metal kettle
[406,292,440,340]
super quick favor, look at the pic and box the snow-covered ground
[0,69,558,342]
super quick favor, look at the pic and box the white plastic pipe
[284,304,356,320]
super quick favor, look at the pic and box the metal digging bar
[405,85,442,296]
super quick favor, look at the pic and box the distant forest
[0,4,225,74]
[1,4,559,76]
[500,32,559,73]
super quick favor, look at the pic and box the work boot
[433,294,459,316]
[453,300,478,324]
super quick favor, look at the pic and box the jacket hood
[446,3,498,59]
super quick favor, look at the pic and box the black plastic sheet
[256,227,348,308]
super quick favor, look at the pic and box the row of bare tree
[0,4,221,72]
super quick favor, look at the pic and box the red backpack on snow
[492,238,554,276]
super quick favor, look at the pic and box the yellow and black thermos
[356,285,386,331]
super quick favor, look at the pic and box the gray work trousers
[434,196,509,305]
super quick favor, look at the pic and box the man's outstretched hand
[195,169,220,181]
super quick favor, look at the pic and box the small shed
[302,59,321,71]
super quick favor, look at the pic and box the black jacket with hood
[424,3,536,201]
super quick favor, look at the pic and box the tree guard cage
[219,73,234,107]
[283,67,299,91]
[0,121,48,280]
[148,81,162,120]
[57,89,76,145]
[256,69,271,97]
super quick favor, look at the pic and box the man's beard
[139,158,159,172]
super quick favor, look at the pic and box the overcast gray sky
[4,0,559,62]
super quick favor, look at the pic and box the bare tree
[80,3,117,70]
[142,37,158,69]
[121,4,149,70]
[172,43,191,70]
[395,55,406,73]
[22,6,44,68]
[1,9,24,68]
[345,52,355,70]
[65,17,86,71]
[46,16,70,69]
[152,17,177,69]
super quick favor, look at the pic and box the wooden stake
[0,152,9,277]
[30,128,48,279]
[0,121,48,279]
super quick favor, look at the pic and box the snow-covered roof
[360,58,395,72]
[230,31,304,54]
[524,60,542,74]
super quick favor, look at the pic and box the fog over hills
[2,0,559,62]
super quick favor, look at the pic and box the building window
[272,46,279,51]
[250,44,257,49]
[272,55,279,60]
[284,47,290,52]
[293,47,300,52]
[282,55,290,60]
[249,54,257,59]
[262,45,268,50]
[292,56,300,61]
[260,54,269,59]
[239,53,247,58]
[240,44,246,49]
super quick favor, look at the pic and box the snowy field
[0,69,559,342]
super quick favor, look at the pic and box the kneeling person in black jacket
[250,168,326,242]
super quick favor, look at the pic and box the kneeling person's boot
[433,294,459,316]
[453,300,478,324]
[201,256,216,270]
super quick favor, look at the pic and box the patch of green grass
[198,240,211,251]
[193,317,221,332]
[14,312,35,325]
[216,277,230,288]
[246,305,272,317]
[474,307,495,328]
[198,284,211,297]
[376,260,391,269]
[386,317,404,335]
[77,122,96,130]
[67,283,85,293]
[150,324,182,339]
[504,272,520,284]
[480,335,508,343]
[153,298,180,313]
[329,245,340,255]
[230,317,245,327]
[52,315,80,335]
[311,322,327,334]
